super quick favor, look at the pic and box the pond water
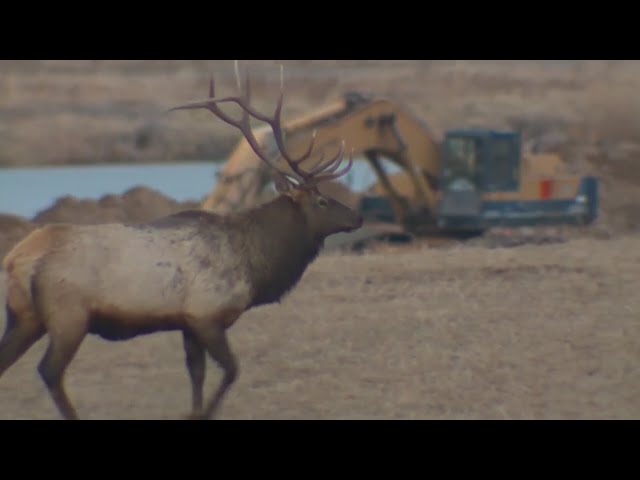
[0,159,398,219]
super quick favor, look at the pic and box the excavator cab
[437,129,520,226]
[441,129,520,192]
[436,128,598,231]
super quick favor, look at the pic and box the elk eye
[317,196,328,208]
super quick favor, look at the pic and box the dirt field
[0,235,638,420]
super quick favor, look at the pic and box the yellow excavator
[199,91,599,249]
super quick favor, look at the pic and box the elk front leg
[182,329,206,416]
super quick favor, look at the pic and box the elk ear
[272,170,292,193]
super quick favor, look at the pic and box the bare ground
[0,235,638,420]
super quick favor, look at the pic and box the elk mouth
[345,215,364,232]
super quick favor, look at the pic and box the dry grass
[1,60,639,166]
[0,234,638,420]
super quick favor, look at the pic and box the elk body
[0,68,362,420]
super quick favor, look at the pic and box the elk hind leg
[37,308,88,420]
[0,305,45,378]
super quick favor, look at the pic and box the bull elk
[0,65,362,420]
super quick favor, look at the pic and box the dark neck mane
[234,195,323,308]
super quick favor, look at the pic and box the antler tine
[265,79,318,180]
[176,66,316,183]
[168,73,290,178]
[234,59,242,92]
[308,149,355,186]
[168,76,238,127]
[227,61,318,177]
[307,141,346,176]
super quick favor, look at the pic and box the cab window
[484,137,519,191]
[443,137,477,188]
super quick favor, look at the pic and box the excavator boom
[201,93,441,223]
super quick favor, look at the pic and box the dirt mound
[0,214,36,262]
[33,186,200,226]
[559,142,640,235]
[0,186,201,261]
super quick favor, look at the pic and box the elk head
[169,63,363,238]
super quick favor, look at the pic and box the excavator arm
[201,92,443,226]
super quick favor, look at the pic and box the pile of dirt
[0,186,201,260]
[33,186,201,225]
[552,140,640,236]
[0,214,37,264]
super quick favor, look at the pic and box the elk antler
[168,62,353,188]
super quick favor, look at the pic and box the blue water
[0,162,221,219]
[0,159,397,219]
